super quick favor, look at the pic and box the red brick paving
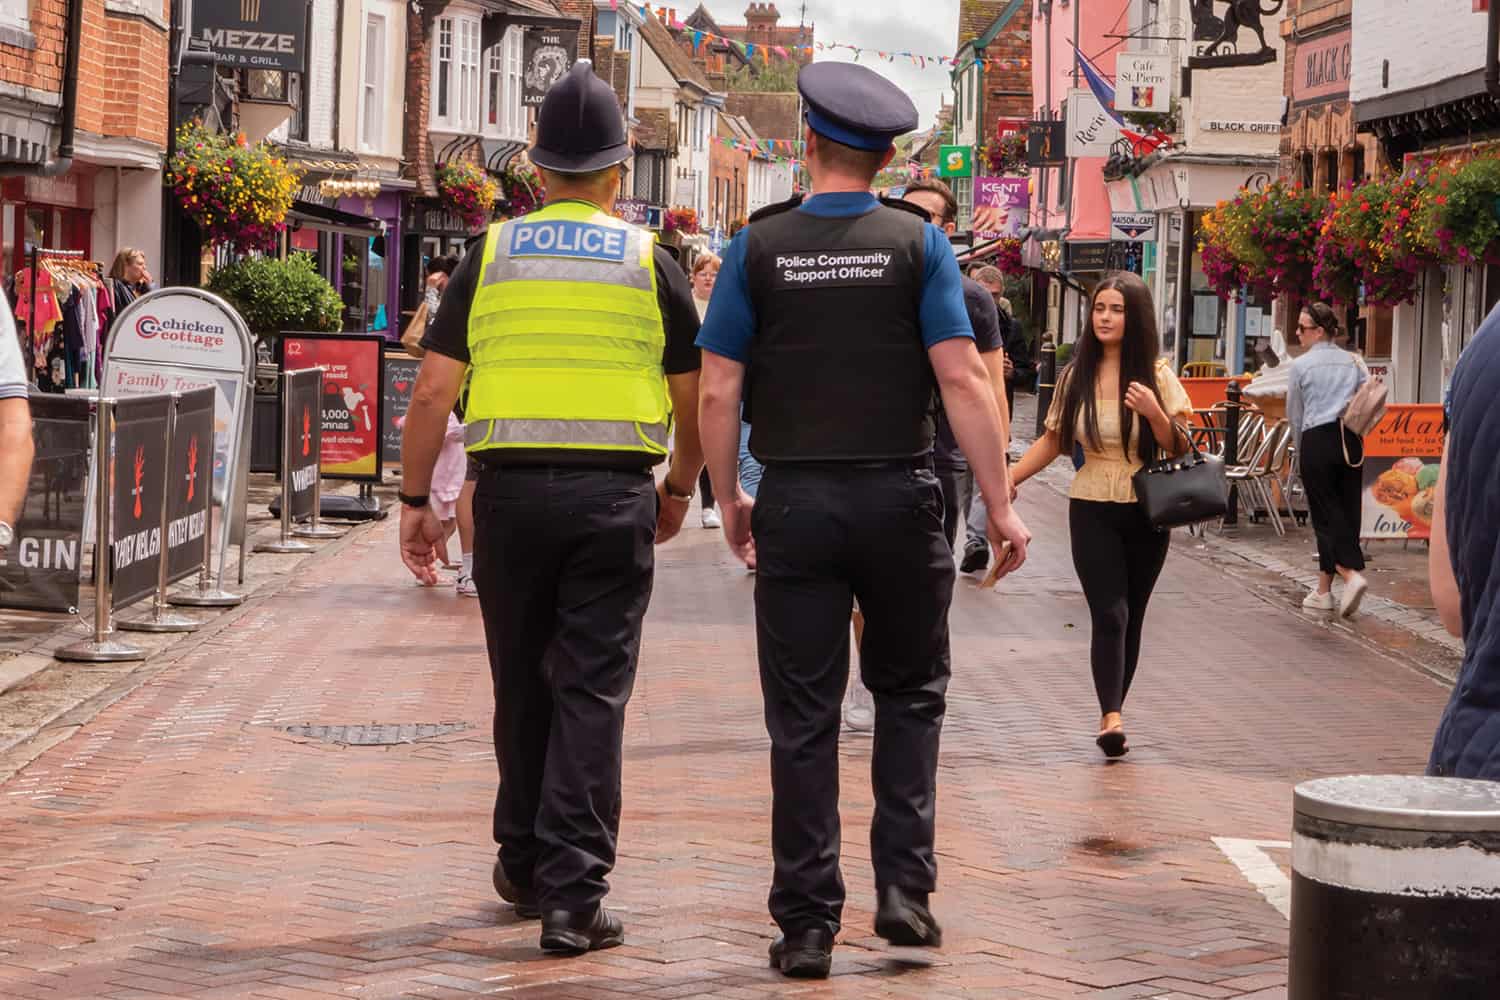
[0,489,1454,998]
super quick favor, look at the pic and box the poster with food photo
[1359,405,1444,540]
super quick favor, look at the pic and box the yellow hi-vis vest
[464,200,670,457]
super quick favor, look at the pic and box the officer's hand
[399,504,446,585]
[655,480,692,544]
[986,504,1030,581]
[721,492,755,565]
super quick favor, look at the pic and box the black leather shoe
[875,886,942,947]
[491,860,540,920]
[960,545,989,574]
[539,905,624,954]
[768,927,834,978]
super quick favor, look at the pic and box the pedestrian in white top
[0,295,34,559]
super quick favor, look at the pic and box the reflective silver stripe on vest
[482,227,653,291]
[466,417,669,450]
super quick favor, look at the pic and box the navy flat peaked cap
[798,62,919,152]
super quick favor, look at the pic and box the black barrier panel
[166,388,215,585]
[0,395,90,612]
[284,368,322,522]
[110,395,171,610]
[382,354,420,466]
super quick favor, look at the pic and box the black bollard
[1290,775,1500,999]
[1222,380,1241,526]
[1035,337,1056,438]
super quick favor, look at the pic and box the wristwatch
[0,521,12,549]
[662,478,694,503]
[398,492,430,508]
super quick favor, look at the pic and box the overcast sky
[698,1,959,129]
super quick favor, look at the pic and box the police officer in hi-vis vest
[398,62,705,956]
[697,62,1032,978]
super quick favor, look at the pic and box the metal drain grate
[281,723,470,745]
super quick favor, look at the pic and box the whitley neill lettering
[775,251,895,287]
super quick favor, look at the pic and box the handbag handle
[1146,420,1203,469]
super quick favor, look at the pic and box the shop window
[1300,152,1314,188]
[432,14,482,132]
[485,28,526,141]
[1351,147,1366,186]
[1321,151,1338,194]
[361,13,386,150]
[953,176,973,230]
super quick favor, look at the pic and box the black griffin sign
[1189,0,1284,69]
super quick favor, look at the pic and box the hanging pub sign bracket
[1187,0,1283,70]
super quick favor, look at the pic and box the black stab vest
[743,202,934,462]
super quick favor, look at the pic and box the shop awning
[287,200,384,239]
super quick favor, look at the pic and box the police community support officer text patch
[509,220,628,263]
[772,249,898,289]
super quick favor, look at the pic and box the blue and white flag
[1074,46,1126,128]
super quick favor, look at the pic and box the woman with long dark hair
[1011,273,1192,757]
[1288,302,1369,617]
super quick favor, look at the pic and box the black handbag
[1132,423,1229,530]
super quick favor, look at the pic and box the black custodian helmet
[529,60,632,174]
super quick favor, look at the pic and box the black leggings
[1298,422,1365,575]
[699,466,715,510]
[1069,500,1170,716]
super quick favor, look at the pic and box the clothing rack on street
[21,247,107,390]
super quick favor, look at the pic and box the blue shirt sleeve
[695,232,755,362]
[920,226,975,348]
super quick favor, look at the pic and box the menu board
[281,334,386,482]
[382,354,421,467]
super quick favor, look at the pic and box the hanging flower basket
[994,237,1025,277]
[436,161,500,232]
[1198,193,1256,300]
[1199,182,1323,302]
[978,131,1027,176]
[1314,175,1437,308]
[1418,156,1500,266]
[168,123,301,255]
[664,207,699,235]
[499,161,545,218]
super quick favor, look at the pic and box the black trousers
[936,464,965,552]
[1069,500,1170,717]
[1299,422,1366,575]
[471,465,657,911]
[699,466,714,510]
[753,461,955,936]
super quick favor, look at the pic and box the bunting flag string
[631,5,1030,73]
[717,134,802,167]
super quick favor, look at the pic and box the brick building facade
[0,0,171,281]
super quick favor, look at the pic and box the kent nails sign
[194,0,308,71]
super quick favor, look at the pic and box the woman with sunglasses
[1010,272,1192,757]
[1288,302,1370,618]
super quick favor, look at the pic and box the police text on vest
[510,220,629,262]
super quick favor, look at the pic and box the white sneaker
[456,575,479,598]
[701,507,722,529]
[1339,574,1368,618]
[1302,590,1335,612]
[843,680,874,732]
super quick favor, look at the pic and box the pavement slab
[0,475,1455,998]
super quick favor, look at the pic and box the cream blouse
[1045,360,1194,503]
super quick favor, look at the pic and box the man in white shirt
[0,296,33,559]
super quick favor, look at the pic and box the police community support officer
[697,62,1032,979]
[398,62,705,956]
